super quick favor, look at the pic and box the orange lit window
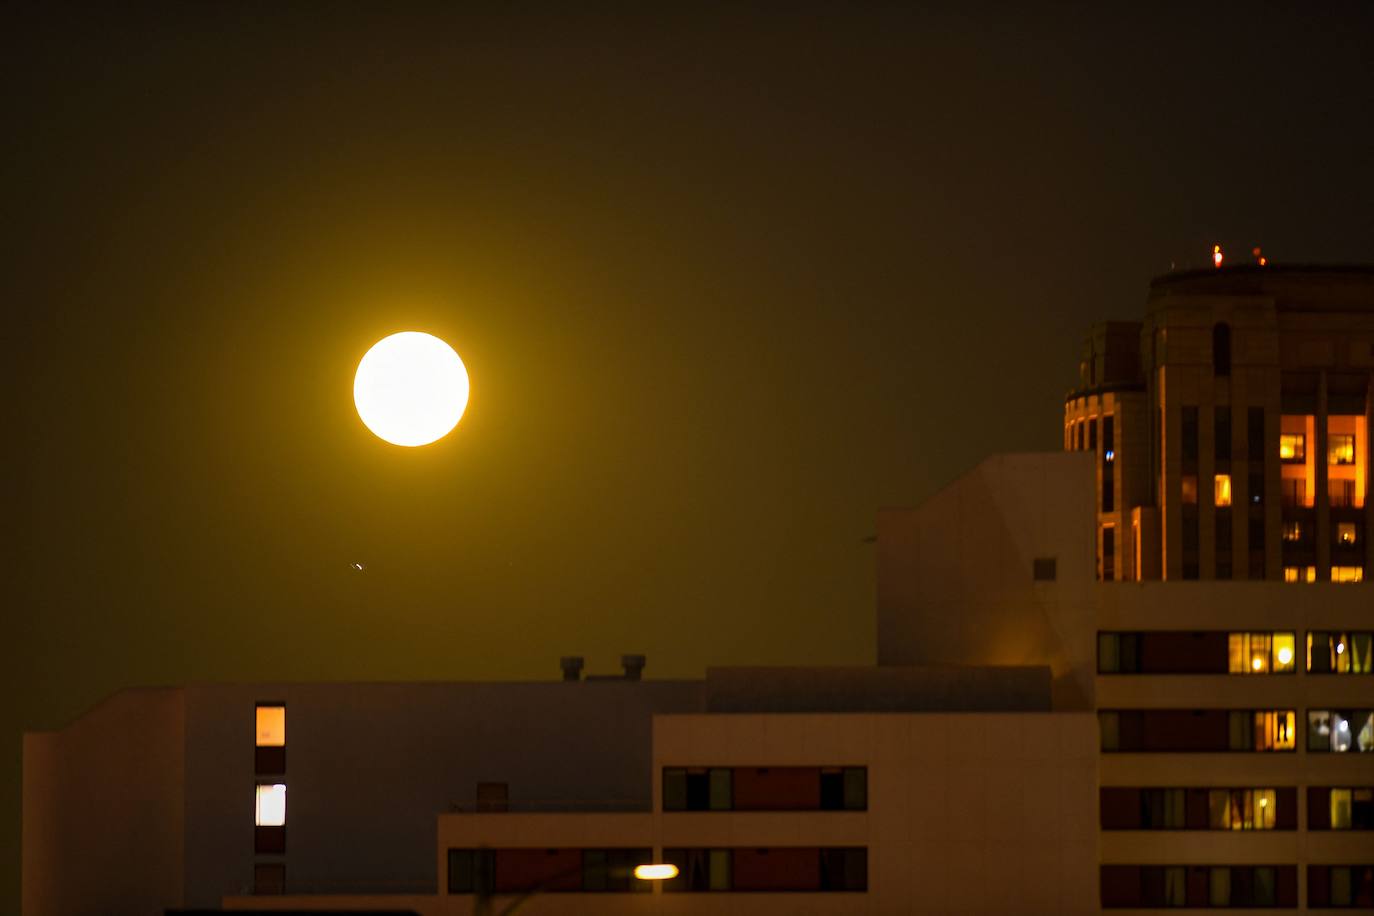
[1283,566,1316,584]
[256,706,285,747]
[1338,523,1358,546]
[1214,474,1232,507]
[1253,710,1296,751]
[1330,434,1356,465]
[1228,633,1296,674]
[1279,434,1305,462]
[1182,475,1199,505]
[1333,566,1364,584]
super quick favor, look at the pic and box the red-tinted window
[733,768,821,811]
[494,849,581,893]
[733,848,820,892]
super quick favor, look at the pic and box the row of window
[1183,473,1367,515]
[1176,408,1364,468]
[1279,432,1359,466]
[447,847,654,894]
[662,766,866,811]
[1101,787,1374,831]
[445,847,868,894]
[1098,631,1374,675]
[1102,864,1297,908]
[661,847,866,892]
[1099,709,1374,753]
[1102,864,1374,909]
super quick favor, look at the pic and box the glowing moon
[354,332,469,446]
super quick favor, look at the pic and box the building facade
[1065,265,1374,583]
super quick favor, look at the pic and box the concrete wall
[182,679,703,908]
[22,688,185,916]
[876,451,1098,710]
[653,712,1099,915]
[400,712,1101,915]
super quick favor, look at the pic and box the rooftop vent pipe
[560,656,585,682]
[621,654,646,681]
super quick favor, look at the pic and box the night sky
[4,4,1373,906]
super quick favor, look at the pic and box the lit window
[1308,710,1374,753]
[1279,434,1305,462]
[1251,710,1296,751]
[1330,433,1355,465]
[1309,631,1374,675]
[256,706,286,747]
[1331,789,1353,829]
[1207,788,1276,830]
[1181,475,1198,505]
[1338,522,1358,545]
[256,784,287,827]
[1282,521,1303,543]
[1214,474,1232,507]
[1283,566,1315,584]
[1327,788,1374,830]
[1228,633,1296,674]
[1332,566,1364,584]
[1274,634,1295,672]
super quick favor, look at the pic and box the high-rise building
[1065,265,1374,582]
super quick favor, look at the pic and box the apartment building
[1064,265,1374,582]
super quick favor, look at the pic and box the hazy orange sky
[5,4,1373,908]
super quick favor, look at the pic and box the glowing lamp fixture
[1104,449,1115,462]
[1337,642,1345,655]
[1277,646,1293,666]
[354,332,470,447]
[1213,245,1224,268]
[634,864,679,881]
[1251,657,1264,672]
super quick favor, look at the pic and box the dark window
[1103,527,1116,580]
[254,826,285,855]
[1104,416,1115,454]
[1090,419,1098,450]
[253,863,285,896]
[1182,407,1199,463]
[1216,407,1232,460]
[666,767,866,812]
[1216,510,1233,580]
[1248,407,1265,461]
[581,848,653,892]
[1102,865,1297,908]
[1099,709,1295,752]
[664,848,865,893]
[1033,557,1057,581]
[819,848,867,891]
[1213,323,1231,376]
[447,848,651,894]
[1308,787,1374,831]
[666,768,732,811]
[1308,864,1374,908]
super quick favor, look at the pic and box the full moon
[354,331,470,447]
